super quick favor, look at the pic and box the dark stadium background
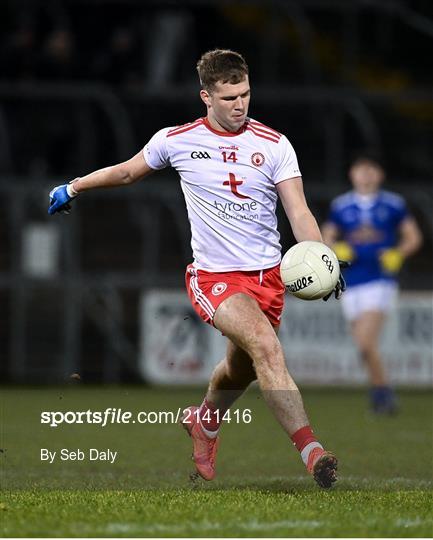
[1,0,432,383]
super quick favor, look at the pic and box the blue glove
[48,184,76,215]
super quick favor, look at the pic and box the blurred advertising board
[139,290,432,386]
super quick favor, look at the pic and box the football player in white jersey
[48,49,345,488]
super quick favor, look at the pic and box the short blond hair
[197,49,248,92]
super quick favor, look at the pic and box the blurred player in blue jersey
[322,153,422,414]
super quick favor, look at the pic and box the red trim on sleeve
[249,120,282,138]
[246,126,280,143]
[167,119,204,137]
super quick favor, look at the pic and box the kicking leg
[181,340,257,480]
[206,338,258,411]
[197,336,264,433]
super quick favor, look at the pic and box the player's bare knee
[226,360,256,384]
[225,344,257,384]
[246,333,283,369]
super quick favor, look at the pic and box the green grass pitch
[1,386,432,537]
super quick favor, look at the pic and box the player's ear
[200,89,211,109]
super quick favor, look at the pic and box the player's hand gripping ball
[280,241,345,301]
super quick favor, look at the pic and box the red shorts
[185,264,285,327]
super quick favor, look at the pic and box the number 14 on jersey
[222,151,238,163]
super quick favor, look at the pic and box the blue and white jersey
[327,190,409,286]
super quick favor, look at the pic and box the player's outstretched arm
[48,150,154,215]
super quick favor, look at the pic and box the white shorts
[341,280,398,321]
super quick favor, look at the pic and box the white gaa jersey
[143,117,301,271]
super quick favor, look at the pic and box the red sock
[199,399,222,432]
[291,426,324,466]
[291,426,318,452]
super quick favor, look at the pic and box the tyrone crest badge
[251,152,265,166]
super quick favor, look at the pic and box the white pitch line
[395,518,433,528]
[104,518,323,535]
[223,475,432,487]
[237,519,322,530]
[341,476,433,487]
